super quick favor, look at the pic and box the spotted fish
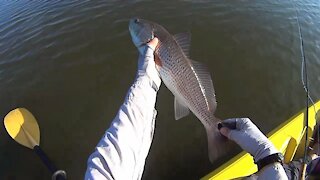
[129,18,229,162]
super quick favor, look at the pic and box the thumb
[147,37,159,50]
[228,129,246,142]
[220,127,245,142]
[219,127,230,138]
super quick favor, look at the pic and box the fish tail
[205,123,233,163]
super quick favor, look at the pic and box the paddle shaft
[33,146,66,180]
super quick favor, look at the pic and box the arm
[256,163,287,180]
[219,118,288,180]
[85,40,161,180]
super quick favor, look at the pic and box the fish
[129,18,230,162]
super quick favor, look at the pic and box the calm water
[1,0,320,179]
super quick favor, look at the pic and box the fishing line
[294,4,310,178]
[294,4,315,110]
[292,0,319,176]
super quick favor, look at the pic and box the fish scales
[156,37,214,128]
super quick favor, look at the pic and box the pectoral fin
[174,97,190,120]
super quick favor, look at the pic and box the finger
[224,118,252,130]
[221,122,236,130]
[219,127,230,138]
[237,118,256,130]
[222,118,237,124]
[147,37,159,50]
[220,118,237,130]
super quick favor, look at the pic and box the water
[1,0,320,179]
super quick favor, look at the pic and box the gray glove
[219,118,279,162]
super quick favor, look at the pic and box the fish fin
[173,32,191,58]
[174,97,190,120]
[190,60,217,112]
[206,123,235,163]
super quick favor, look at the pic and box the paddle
[4,108,67,180]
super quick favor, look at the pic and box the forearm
[85,47,161,180]
[257,163,288,180]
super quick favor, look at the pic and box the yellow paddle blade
[4,108,40,149]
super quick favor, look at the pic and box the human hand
[137,37,161,88]
[146,37,159,50]
[219,118,279,162]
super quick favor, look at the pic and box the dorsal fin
[190,60,217,112]
[173,32,191,58]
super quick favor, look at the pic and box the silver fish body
[129,18,229,162]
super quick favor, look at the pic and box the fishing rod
[4,108,67,180]
[294,4,309,179]
[293,1,319,179]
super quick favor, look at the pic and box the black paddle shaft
[33,145,66,180]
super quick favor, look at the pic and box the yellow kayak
[202,100,320,180]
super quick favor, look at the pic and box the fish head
[129,18,155,54]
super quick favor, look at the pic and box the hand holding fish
[219,118,279,162]
[147,37,159,50]
[136,37,161,89]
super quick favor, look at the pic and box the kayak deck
[202,101,320,180]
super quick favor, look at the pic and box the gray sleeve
[257,163,288,180]
[85,47,161,180]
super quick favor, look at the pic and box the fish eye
[135,18,140,23]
